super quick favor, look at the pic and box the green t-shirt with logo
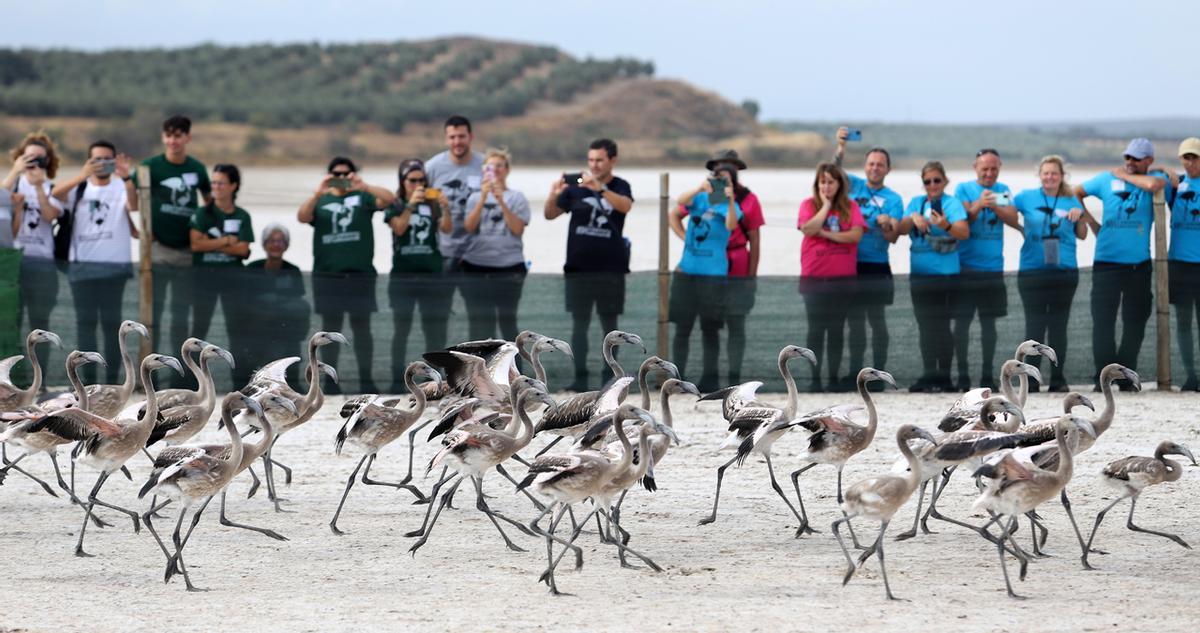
[134,154,211,248]
[310,191,378,273]
[188,204,254,267]
[384,195,444,273]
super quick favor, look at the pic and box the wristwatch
[598,183,609,194]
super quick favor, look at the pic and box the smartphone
[329,177,351,189]
[483,164,496,181]
[845,128,863,142]
[96,159,117,176]
[992,193,1011,206]
[562,172,583,187]
[707,177,729,205]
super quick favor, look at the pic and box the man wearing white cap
[1075,137,1173,390]
[1170,138,1200,390]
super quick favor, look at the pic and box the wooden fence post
[1153,188,1170,390]
[137,165,153,362]
[657,173,670,359]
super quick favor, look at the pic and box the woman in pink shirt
[797,162,866,391]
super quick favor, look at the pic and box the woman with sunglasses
[797,162,866,391]
[1007,156,1089,392]
[386,158,452,391]
[897,161,969,392]
[297,156,395,393]
[1170,139,1200,390]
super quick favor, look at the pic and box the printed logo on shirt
[481,201,507,235]
[320,197,363,245]
[575,194,615,239]
[1175,190,1200,229]
[400,212,435,255]
[159,177,196,216]
[440,178,477,218]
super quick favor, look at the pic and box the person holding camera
[460,148,531,342]
[668,154,743,391]
[544,138,635,390]
[833,128,903,385]
[4,132,64,376]
[1008,155,1090,392]
[386,158,452,391]
[952,149,1019,390]
[51,140,136,384]
[798,162,866,391]
[298,156,395,393]
[898,161,969,392]
[1170,138,1200,391]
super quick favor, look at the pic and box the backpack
[52,181,85,261]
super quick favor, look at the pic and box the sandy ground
[1,388,1198,633]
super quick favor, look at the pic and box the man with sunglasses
[1075,138,1172,391]
[1169,138,1200,390]
[952,149,1019,390]
[544,138,634,391]
[426,115,484,272]
[834,128,902,384]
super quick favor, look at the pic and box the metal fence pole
[657,172,670,359]
[1153,187,1170,390]
[137,165,153,361]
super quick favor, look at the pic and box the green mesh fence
[8,262,1181,394]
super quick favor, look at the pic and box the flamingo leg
[75,472,110,557]
[598,507,662,572]
[837,467,864,549]
[267,436,293,485]
[832,514,859,586]
[0,452,58,497]
[495,462,545,511]
[539,507,594,582]
[166,500,213,592]
[360,453,426,502]
[537,504,574,595]
[1084,494,1128,568]
[329,455,368,535]
[471,476,530,552]
[142,499,175,562]
[534,435,562,458]
[1059,488,1101,567]
[697,454,740,526]
[218,489,287,541]
[1125,494,1191,548]
[49,452,105,525]
[994,516,1028,600]
[407,476,463,555]
[244,465,261,499]
[403,417,435,484]
[763,454,809,535]
[404,468,456,538]
[788,462,821,536]
[895,479,928,541]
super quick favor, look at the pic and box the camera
[28,156,49,169]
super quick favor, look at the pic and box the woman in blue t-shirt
[668,164,742,390]
[1170,139,1200,390]
[897,161,969,392]
[1009,155,1090,392]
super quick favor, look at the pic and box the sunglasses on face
[1123,155,1146,162]
[405,177,426,184]
[923,177,944,186]
[1182,154,1199,161]
[330,171,352,177]
[976,148,1000,158]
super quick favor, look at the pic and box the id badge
[1042,237,1060,267]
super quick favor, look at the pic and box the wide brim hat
[705,149,748,172]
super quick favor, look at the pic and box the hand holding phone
[707,176,729,205]
[845,128,863,142]
[562,172,583,187]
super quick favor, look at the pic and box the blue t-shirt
[1081,170,1171,264]
[954,180,1012,272]
[1013,188,1082,271]
[906,194,967,275]
[847,173,904,264]
[678,192,742,276]
[1168,174,1200,263]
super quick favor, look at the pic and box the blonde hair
[484,147,512,169]
[9,131,61,179]
[920,160,948,184]
[1037,155,1073,198]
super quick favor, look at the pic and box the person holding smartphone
[897,161,969,392]
[833,128,903,386]
[4,132,64,380]
[797,162,866,391]
[668,157,743,391]
[51,140,137,384]
[952,149,1019,390]
[386,158,453,392]
[1169,138,1200,391]
[460,148,531,342]
[297,156,395,393]
[1009,155,1089,392]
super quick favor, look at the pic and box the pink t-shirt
[797,198,866,278]
[677,191,766,277]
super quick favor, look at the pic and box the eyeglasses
[330,171,352,177]
[405,177,426,184]
[923,177,945,186]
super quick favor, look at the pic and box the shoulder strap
[71,181,88,214]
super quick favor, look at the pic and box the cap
[1178,137,1200,157]
[1124,138,1155,160]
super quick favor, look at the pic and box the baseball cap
[1178,137,1200,157]
[1124,138,1155,160]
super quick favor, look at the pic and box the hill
[0,38,827,166]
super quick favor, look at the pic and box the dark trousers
[1170,260,1200,381]
[152,265,194,388]
[801,277,852,387]
[19,259,58,382]
[847,262,892,373]
[459,262,526,342]
[1017,269,1079,387]
[69,274,128,384]
[389,274,453,387]
[911,274,956,383]
[1090,260,1152,378]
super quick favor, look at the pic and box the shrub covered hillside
[0,38,654,131]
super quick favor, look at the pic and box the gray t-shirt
[425,150,484,260]
[462,188,530,268]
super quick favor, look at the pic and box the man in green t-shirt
[127,115,211,370]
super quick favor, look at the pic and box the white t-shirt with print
[13,176,63,260]
[66,178,131,264]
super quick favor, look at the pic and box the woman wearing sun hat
[1171,137,1200,390]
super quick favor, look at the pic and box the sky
[6,0,1198,124]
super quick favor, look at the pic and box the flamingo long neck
[658,389,674,429]
[1162,456,1183,483]
[139,363,160,433]
[220,402,245,479]
[897,434,922,492]
[1014,350,1028,407]
[67,359,89,412]
[245,418,274,468]
[631,428,652,479]
[118,331,138,397]
[1053,421,1074,487]
[1000,363,1020,407]
[1095,375,1116,438]
[197,353,216,409]
[603,340,623,378]
[530,349,547,384]
[638,363,651,411]
[24,336,43,401]
[407,371,428,417]
[299,341,323,416]
[611,413,634,473]
[512,392,536,449]
[780,356,798,421]
[859,373,878,444]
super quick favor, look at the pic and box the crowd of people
[2,114,1198,394]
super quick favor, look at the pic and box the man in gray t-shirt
[425,115,484,272]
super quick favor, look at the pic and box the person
[426,115,485,272]
[1169,138,1200,390]
[243,224,309,388]
[51,140,137,384]
[458,148,530,342]
[676,149,764,386]
[1075,138,1171,391]
[833,128,903,385]
[952,149,1019,389]
[128,116,211,382]
[668,157,742,391]
[1009,156,1090,392]
[189,164,253,376]
[386,158,452,392]
[4,132,64,380]
[297,156,395,393]
[898,161,969,392]
[544,138,635,391]
[797,162,866,391]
